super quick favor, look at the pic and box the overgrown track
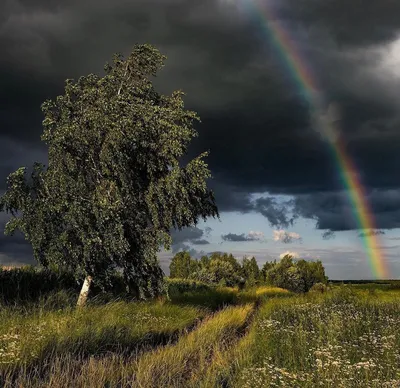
[131,304,254,388]
[131,294,265,388]
[0,289,273,387]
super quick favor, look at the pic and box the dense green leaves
[169,251,328,292]
[169,251,259,287]
[265,254,328,293]
[242,256,261,287]
[169,251,200,279]
[0,44,219,299]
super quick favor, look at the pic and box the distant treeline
[329,279,397,284]
[169,251,328,293]
[0,252,329,304]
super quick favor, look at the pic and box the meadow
[0,276,399,387]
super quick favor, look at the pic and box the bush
[0,266,79,305]
[166,278,212,298]
[309,282,328,293]
[266,255,328,293]
[0,266,131,305]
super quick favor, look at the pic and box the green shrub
[0,266,79,305]
[166,278,211,298]
[266,255,328,293]
[0,266,130,306]
[309,282,328,293]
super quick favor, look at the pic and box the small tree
[266,254,328,293]
[169,251,200,279]
[261,260,276,283]
[189,267,216,284]
[208,259,238,287]
[242,256,260,287]
[0,44,219,306]
[209,252,242,277]
[296,259,328,292]
[199,255,210,269]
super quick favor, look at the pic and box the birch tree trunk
[77,275,93,308]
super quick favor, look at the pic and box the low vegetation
[0,269,399,387]
[0,300,205,376]
[233,286,400,388]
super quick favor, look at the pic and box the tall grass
[168,285,239,310]
[0,298,205,383]
[132,304,253,387]
[234,287,400,387]
[0,304,253,387]
[1,283,399,387]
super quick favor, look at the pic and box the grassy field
[0,282,399,387]
[233,285,400,388]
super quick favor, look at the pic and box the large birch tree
[0,44,219,306]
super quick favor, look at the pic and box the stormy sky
[1,0,400,279]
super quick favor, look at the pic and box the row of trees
[170,251,260,287]
[169,251,328,293]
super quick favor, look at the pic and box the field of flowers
[235,286,400,388]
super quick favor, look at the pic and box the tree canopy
[265,254,328,293]
[0,44,219,301]
[169,251,328,292]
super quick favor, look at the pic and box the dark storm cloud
[253,197,298,229]
[170,226,211,257]
[221,233,252,242]
[322,231,335,240]
[170,226,206,244]
[358,230,385,238]
[221,231,265,242]
[191,239,210,245]
[207,180,254,213]
[1,0,400,264]
[292,189,400,232]
[0,213,34,266]
[275,0,400,48]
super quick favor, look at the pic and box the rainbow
[236,0,389,279]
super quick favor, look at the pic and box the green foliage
[261,260,276,282]
[199,255,210,268]
[166,278,211,297]
[208,259,239,287]
[309,282,328,293]
[212,253,242,274]
[189,267,217,284]
[241,257,261,287]
[170,251,257,288]
[266,254,328,293]
[169,252,200,279]
[296,259,328,292]
[0,266,135,306]
[0,44,219,299]
[169,251,326,293]
[0,266,79,305]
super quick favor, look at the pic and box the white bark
[77,275,93,308]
